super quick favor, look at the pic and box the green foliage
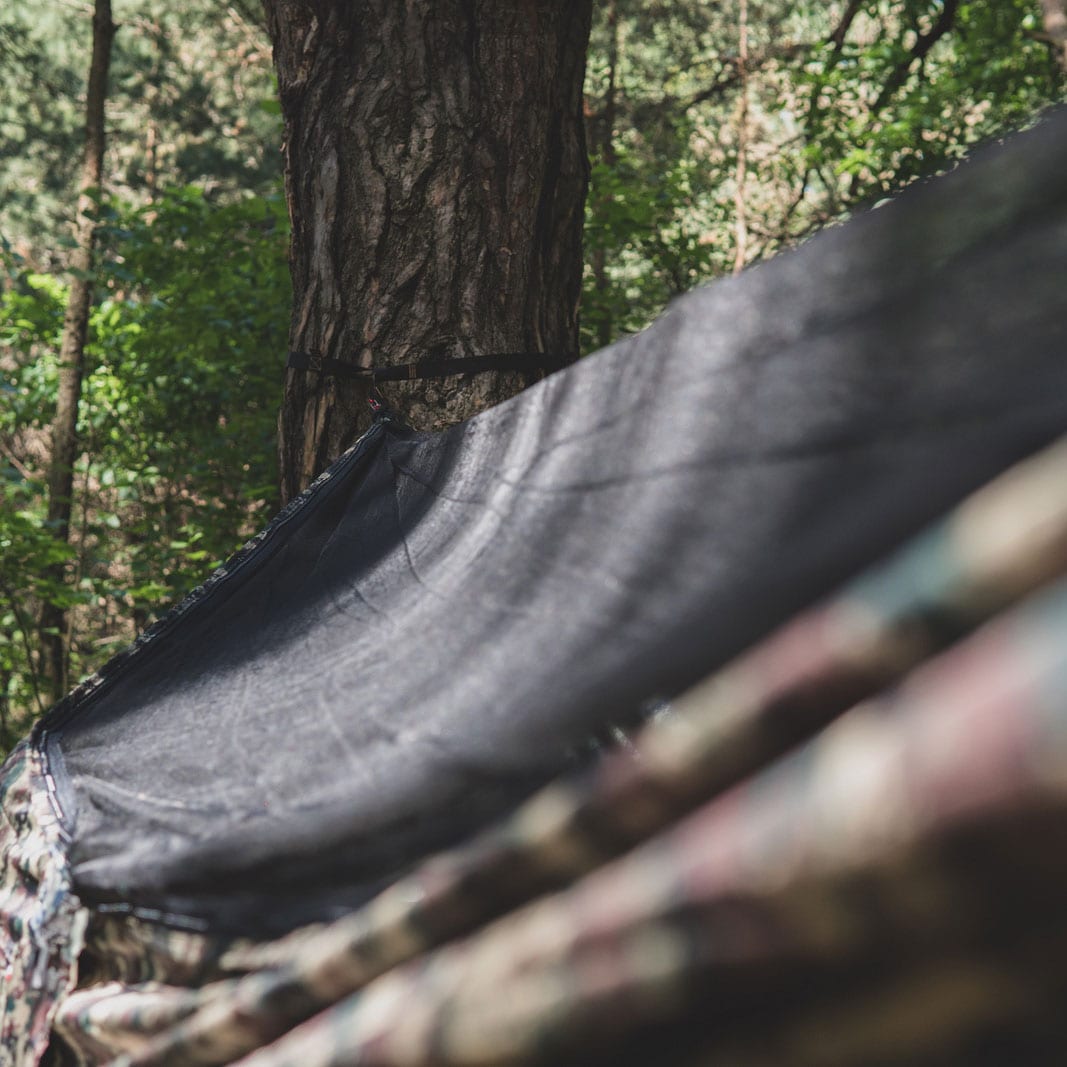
[0,1,280,265]
[0,275,65,744]
[0,476,81,747]
[583,129,722,350]
[581,0,1065,351]
[0,0,287,749]
[0,187,289,741]
[799,0,1062,204]
[0,8,84,254]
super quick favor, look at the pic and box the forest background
[0,0,1064,751]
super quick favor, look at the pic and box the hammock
[2,108,1066,1067]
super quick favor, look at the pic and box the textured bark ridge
[264,0,593,500]
[41,0,115,702]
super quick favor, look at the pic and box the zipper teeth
[37,421,391,736]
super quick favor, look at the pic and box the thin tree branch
[0,581,46,717]
[588,40,819,129]
[872,0,961,112]
[683,41,815,112]
[733,0,750,275]
[829,0,865,53]
[0,442,34,481]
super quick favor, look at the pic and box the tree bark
[40,0,115,704]
[263,0,593,501]
[1041,0,1067,71]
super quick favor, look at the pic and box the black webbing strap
[287,350,572,383]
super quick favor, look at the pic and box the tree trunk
[264,0,593,501]
[40,0,115,704]
[1041,0,1067,71]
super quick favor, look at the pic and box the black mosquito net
[39,111,1067,937]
